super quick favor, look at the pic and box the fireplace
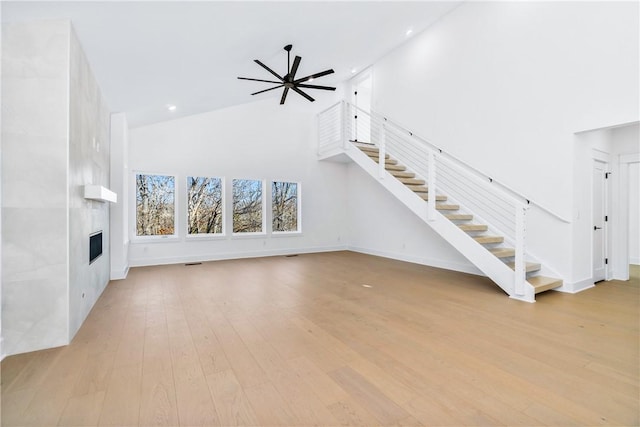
[89,231,103,264]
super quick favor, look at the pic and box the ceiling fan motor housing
[237,44,336,104]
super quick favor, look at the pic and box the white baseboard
[347,245,483,276]
[554,277,595,293]
[630,257,640,265]
[110,265,130,280]
[128,245,349,268]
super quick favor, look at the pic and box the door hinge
[605,258,608,265]
[605,215,608,222]
[605,172,611,179]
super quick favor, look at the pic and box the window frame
[231,178,266,237]
[270,180,302,235]
[131,171,179,242]
[185,175,226,240]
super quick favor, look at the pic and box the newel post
[514,204,528,296]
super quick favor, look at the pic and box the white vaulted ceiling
[2,1,460,127]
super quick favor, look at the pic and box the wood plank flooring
[1,251,638,426]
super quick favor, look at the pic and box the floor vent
[285,254,299,257]
[185,262,202,266]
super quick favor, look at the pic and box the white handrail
[371,108,570,223]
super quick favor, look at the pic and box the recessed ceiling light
[308,77,314,82]
[351,68,357,74]
[167,104,176,111]
[406,28,414,37]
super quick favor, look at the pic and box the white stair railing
[318,100,534,298]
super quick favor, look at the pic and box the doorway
[618,153,640,280]
[592,157,609,282]
[350,70,372,143]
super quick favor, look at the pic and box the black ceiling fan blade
[289,56,301,80]
[292,87,315,102]
[238,77,282,84]
[251,84,284,96]
[294,69,334,84]
[296,83,336,91]
[280,87,290,105]
[254,59,284,81]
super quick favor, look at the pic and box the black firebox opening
[90,231,103,264]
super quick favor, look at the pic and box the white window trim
[131,171,179,242]
[185,175,226,238]
[271,180,302,234]
[231,178,266,236]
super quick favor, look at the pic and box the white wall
[1,19,70,356]
[347,165,480,274]
[68,26,111,340]
[126,98,349,266]
[371,2,638,213]
[110,113,129,279]
[1,19,111,356]
[359,1,638,287]
[1,5,3,360]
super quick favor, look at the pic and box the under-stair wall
[346,164,482,276]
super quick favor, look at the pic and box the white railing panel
[317,102,344,155]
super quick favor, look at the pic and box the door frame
[349,68,373,143]
[349,67,373,109]
[615,152,640,280]
[591,149,611,282]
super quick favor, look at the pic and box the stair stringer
[345,146,536,303]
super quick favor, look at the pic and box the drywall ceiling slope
[1,1,460,128]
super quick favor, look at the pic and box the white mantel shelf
[84,185,117,203]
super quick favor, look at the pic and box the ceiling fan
[237,44,336,104]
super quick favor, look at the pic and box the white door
[592,159,608,282]
[351,72,372,143]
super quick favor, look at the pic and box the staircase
[318,101,563,302]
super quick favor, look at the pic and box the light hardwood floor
[1,251,638,426]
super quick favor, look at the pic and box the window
[187,176,223,235]
[272,181,299,232]
[233,179,263,233]
[136,174,175,236]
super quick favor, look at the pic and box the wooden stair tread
[436,204,460,210]
[528,276,562,293]
[390,171,415,178]
[489,247,516,258]
[398,177,426,185]
[446,214,473,220]
[405,185,428,193]
[474,235,504,244]
[385,164,407,171]
[506,262,542,273]
[459,224,488,232]
[382,158,398,165]
[418,193,448,201]
[364,151,390,159]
